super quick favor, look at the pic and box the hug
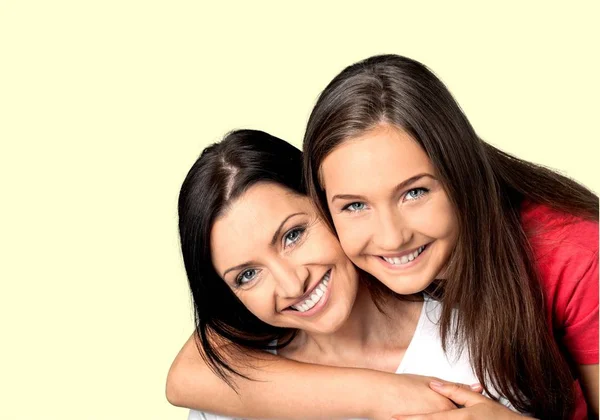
[168,55,599,419]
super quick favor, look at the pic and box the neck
[284,277,423,371]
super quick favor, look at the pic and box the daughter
[302,54,598,418]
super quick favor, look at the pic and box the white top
[188,297,513,420]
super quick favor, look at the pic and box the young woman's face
[320,123,458,295]
[210,182,359,335]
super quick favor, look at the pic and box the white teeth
[382,246,426,266]
[291,271,330,312]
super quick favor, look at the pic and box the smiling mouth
[379,244,428,266]
[287,270,331,312]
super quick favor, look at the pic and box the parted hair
[178,130,302,385]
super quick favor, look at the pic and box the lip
[377,243,430,270]
[282,269,332,317]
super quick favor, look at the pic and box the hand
[368,374,482,420]
[391,381,527,420]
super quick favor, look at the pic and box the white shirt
[189,297,513,419]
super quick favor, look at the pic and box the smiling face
[210,182,359,334]
[320,123,458,295]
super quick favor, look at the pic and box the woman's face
[320,123,458,295]
[210,182,359,335]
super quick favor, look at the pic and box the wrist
[347,369,388,418]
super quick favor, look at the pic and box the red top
[521,202,599,419]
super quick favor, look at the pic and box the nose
[373,207,412,251]
[270,259,310,299]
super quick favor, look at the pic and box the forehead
[210,183,311,271]
[320,124,433,193]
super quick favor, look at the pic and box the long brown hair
[303,54,598,418]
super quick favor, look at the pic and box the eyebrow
[221,212,306,278]
[330,173,434,203]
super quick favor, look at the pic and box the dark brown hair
[303,54,598,418]
[179,128,395,388]
[178,130,301,386]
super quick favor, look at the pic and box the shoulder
[520,202,599,363]
[520,201,598,276]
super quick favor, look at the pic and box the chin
[379,273,435,295]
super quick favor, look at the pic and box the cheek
[411,195,457,239]
[331,217,368,263]
[236,290,274,321]
[313,226,349,263]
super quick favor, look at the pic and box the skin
[211,183,359,337]
[579,364,599,417]
[168,340,461,419]
[321,123,458,295]
[393,382,529,420]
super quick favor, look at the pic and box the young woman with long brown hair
[168,55,598,419]
[302,54,598,419]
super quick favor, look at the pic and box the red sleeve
[561,253,599,364]
[521,202,599,366]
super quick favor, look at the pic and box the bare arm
[166,333,456,420]
[393,382,530,420]
[577,364,599,418]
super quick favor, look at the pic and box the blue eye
[236,268,258,286]
[405,188,429,201]
[343,202,367,212]
[284,227,305,248]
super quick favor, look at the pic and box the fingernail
[430,380,444,389]
[470,383,482,390]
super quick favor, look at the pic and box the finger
[391,411,456,420]
[470,383,484,393]
[430,377,483,393]
[429,381,486,407]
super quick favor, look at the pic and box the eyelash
[340,187,430,213]
[283,226,306,248]
[234,225,307,287]
[235,268,259,287]
[404,187,429,201]
[342,202,367,213]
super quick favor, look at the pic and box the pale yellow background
[1,1,598,419]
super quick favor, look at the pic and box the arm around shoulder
[166,333,456,419]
